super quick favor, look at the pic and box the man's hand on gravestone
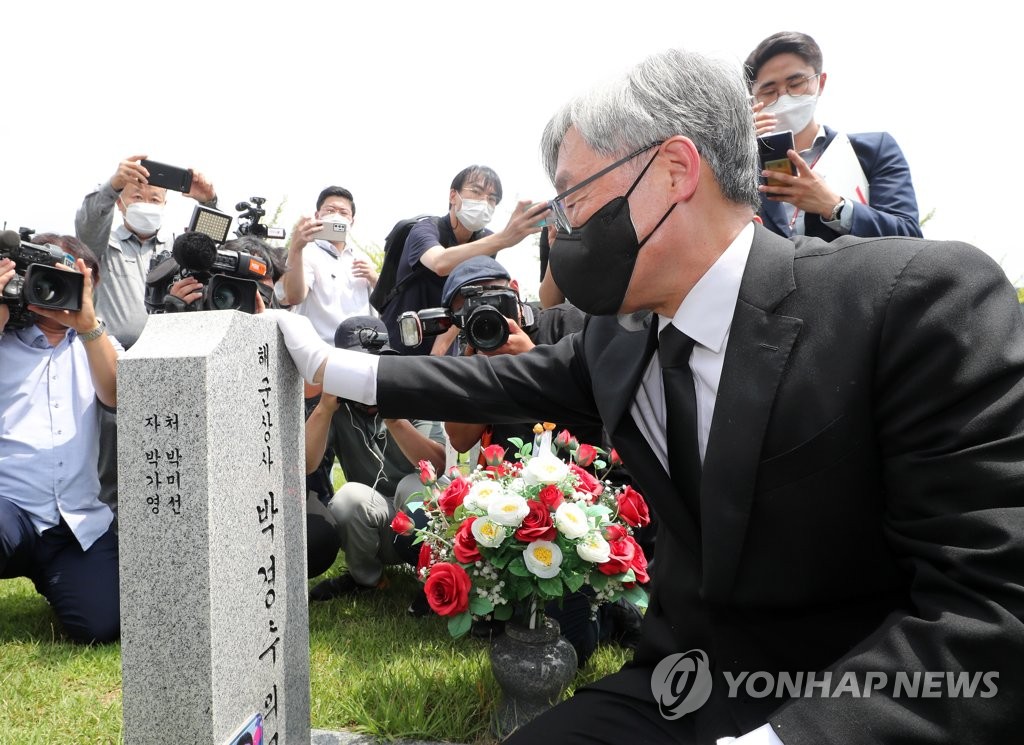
[264,310,330,384]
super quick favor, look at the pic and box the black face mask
[550,152,675,315]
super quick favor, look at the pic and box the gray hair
[540,48,761,210]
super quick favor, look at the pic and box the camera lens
[23,265,82,310]
[205,276,258,314]
[466,306,509,351]
[30,275,67,305]
[210,282,240,310]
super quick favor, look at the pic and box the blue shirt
[0,325,121,550]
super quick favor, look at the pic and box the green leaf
[507,437,526,452]
[470,595,495,615]
[564,572,586,593]
[508,557,530,577]
[493,603,514,621]
[514,582,534,601]
[590,573,609,591]
[538,577,563,597]
[622,585,649,609]
[448,612,472,638]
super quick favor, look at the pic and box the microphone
[0,230,21,251]
[172,231,217,272]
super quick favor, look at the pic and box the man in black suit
[272,47,1024,745]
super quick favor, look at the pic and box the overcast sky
[2,2,1017,299]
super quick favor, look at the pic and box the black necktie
[659,324,702,519]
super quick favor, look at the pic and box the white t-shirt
[275,239,375,343]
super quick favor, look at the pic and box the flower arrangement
[391,423,651,638]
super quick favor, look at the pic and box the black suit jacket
[377,225,1024,744]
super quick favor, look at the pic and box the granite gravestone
[118,310,309,745]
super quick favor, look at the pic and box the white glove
[264,309,329,383]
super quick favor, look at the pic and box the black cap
[333,315,395,354]
[441,256,511,307]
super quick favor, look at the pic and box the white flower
[576,532,611,563]
[471,518,508,548]
[554,502,591,539]
[523,540,563,579]
[488,493,530,526]
[464,480,504,512]
[521,452,570,485]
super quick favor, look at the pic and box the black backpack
[369,214,437,313]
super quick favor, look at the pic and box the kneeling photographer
[0,231,122,644]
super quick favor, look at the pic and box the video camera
[0,228,84,330]
[397,285,531,352]
[235,197,286,241]
[160,232,269,314]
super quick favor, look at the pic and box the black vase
[489,617,578,739]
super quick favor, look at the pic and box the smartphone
[757,130,796,186]
[311,219,348,242]
[140,159,194,193]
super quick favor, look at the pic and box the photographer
[0,234,122,644]
[306,316,445,600]
[276,186,377,342]
[74,154,219,349]
[379,165,548,355]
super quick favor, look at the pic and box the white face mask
[455,196,494,232]
[122,200,164,236]
[767,93,818,136]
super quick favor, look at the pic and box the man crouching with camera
[0,234,122,644]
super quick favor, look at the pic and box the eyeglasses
[753,73,821,107]
[460,183,500,207]
[548,141,663,234]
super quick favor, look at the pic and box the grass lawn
[0,556,631,744]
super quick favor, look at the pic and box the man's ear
[661,136,702,203]
[449,188,459,209]
[510,278,520,295]
[817,71,827,96]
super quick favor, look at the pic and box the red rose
[418,459,436,485]
[554,429,576,451]
[597,535,636,576]
[574,443,598,468]
[616,485,650,528]
[438,477,471,516]
[603,524,627,542]
[626,535,649,584]
[453,517,482,564]
[609,449,623,467]
[424,562,472,617]
[390,510,415,536]
[537,484,565,511]
[417,541,434,577]
[481,444,506,467]
[569,463,603,499]
[485,463,510,478]
[514,500,557,543]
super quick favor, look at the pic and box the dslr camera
[0,228,84,330]
[398,285,531,352]
[146,231,269,314]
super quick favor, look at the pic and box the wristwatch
[828,197,846,222]
[79,319,107,343]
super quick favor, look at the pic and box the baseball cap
[333,315,396,354]
[441,256,511,307]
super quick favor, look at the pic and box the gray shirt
[74,180,174,348]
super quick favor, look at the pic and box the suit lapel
[700,226,802,601]
[587,312,657,434]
